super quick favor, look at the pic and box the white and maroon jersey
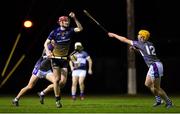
[72,51,90,70]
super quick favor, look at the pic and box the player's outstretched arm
[69,12,83,32]
[108,32,133,45]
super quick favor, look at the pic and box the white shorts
[147,62,163,80]
[72,70,87,77]
[36,70,52,78]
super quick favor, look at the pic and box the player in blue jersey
[12,44,55,106]
[44,12,83,108]
[108,30,173,108]
[69,42,93,100]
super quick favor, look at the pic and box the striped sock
[166,98,172,105]
[155,96,161,103]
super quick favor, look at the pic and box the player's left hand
[88,69,93,75]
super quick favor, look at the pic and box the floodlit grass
[0,94,180,113]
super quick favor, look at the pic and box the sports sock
[14,98,19,101]
[55,96,61,101]
[40,91,45,96]
[155,96,161,103]
[166,98,172,104]
[80,92,84,97]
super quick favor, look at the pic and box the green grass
[0,94,180,113]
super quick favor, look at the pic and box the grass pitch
[0,94,180,113]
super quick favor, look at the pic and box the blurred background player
[12,44,54,106]
[44,12,83,108]
[108,30,173,108]
[69,42,93,100]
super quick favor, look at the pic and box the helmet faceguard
[74,42,84,52]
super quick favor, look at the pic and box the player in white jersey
[108,30,173,108]
[69,42,93,100]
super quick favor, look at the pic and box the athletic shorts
[51,58,68,68]
[72,70,87,77]
[147,62,163,79]
[32,67,52,78]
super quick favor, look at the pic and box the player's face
[75,46,83,52]
[138,34,145,42]
[59,20,70,28]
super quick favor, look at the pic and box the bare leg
[42,68,67,95]
[153,78,172,108]
[16,75,38,99]
[38,68,67,106]
[145,75,172,108]
[71,76,78,100]
[145,76,162,106]
[79,76,85,100]
[59,68,67,88]
[145,76,159,96]
[52,67,62,108]
[12,75,38,106]
[53,68,61,97]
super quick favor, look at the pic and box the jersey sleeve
[132,40,142,49]
[84,51,90,60]
[47,30,55,40]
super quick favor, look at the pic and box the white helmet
[74,42,84,52]
[75,42,82,49]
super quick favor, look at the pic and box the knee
[151,87,156,93]
[61,81,66,86]
[26,85,33,90]
[54,77,60,83]
[72,81,77,86]
[144,82,151,88]
[48,84,54,88]
[59,80,66,88]
[154,85,161,91]
[79,81,84,86]
[60,78,66,85]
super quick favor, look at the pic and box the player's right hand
[46,51,54,58]
[108,32,115,38]
[88,69,93,75]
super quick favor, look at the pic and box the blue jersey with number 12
[133,40,160,67]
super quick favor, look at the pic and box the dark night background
[0,0,180,96]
